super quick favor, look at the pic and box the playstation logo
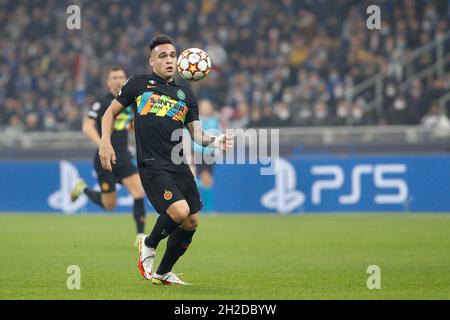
[48,160,87,214]
[261,158,305,214]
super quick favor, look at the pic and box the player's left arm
[186,120,233,151]
[184,87,233,151]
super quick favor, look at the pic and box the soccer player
[71,67,147,246]
[98,35,233,285]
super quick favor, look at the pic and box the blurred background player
[71,67,147,246]
[191,100,220,212]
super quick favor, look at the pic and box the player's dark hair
[106,66,126,77]
[149,35,175,53]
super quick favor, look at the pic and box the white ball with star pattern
[177,48,211,81]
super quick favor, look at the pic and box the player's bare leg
[199,169,214,212]
[71,179,117,210]
[100,192,117,210]
[122,173,147,246]
[199,170,213,188]
[166,200,190,223]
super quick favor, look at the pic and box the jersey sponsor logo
[147,80,157,89]
[136,92,188,123]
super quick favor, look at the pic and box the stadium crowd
[0,0,449,132]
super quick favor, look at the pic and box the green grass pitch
[0,213,449,300]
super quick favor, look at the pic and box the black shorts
[94,152,138,193]
[138,162,203,215]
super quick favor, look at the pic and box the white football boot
[134,233,145,248]
[152,272,191,285]
[137,236,155,280]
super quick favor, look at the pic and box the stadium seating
[0,0,449,131]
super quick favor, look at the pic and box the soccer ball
[177,48,211,81]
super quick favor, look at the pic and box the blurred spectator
[219,106,235,129]
[275,102,293,127]
[231,101,250,129]
[25,113,40,132]
[43,112,58,132]
[5,115,25,134]
[407,79,429,119]
[420,101,450,137]
[311,101,333,126]
[259,105,278,127]
[248,107,262,128]
[386,96,419,125]
[335,100,351,126]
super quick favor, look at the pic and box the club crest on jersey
[163,190,173,201]
[101,183,110,191]
[177,90,186,101]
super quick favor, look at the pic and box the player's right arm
[99,100,124,171]
[99,76,136,171]
[83,100,104,147]
[82,118,102,147]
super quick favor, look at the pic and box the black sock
[133,198,146,234]
[84,188,104,208]
[144,212,180,249]
[156,228,196,275]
